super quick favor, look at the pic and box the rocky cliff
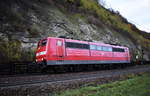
[0,0,150,63]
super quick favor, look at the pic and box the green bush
[0,40,36,63]
[0,40,21,63]
[21,49,36,62]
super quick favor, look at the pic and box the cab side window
[57,41,62,46]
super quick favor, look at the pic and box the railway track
[0,65,150,88]
[0,65,150,96]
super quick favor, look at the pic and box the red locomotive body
[36,37,130,65]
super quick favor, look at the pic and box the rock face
[0,0,150,63]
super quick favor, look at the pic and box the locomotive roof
[46,37,127,49]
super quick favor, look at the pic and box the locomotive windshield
[40,39,47,46]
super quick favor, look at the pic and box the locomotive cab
[36,39,47,64]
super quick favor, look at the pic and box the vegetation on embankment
[56,73,150,96]
[0,40,35,63]
[54,0,150,50]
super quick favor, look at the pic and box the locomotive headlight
[36,53,38,56]
[36,53,39,56]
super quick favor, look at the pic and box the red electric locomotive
[36,37,130,66]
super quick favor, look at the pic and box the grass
[55,73,150,96]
